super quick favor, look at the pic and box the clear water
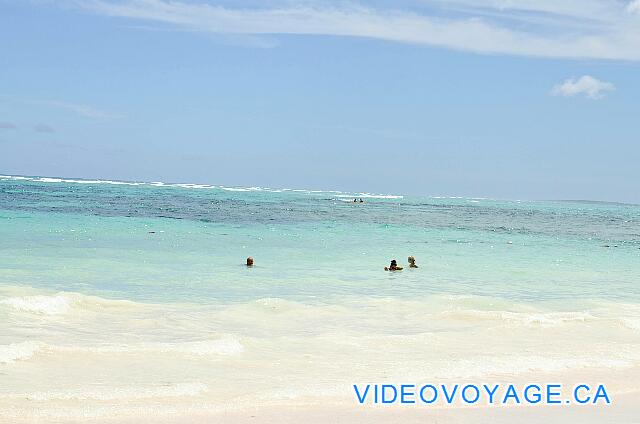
[1,175,639,420]
[1,175,638,303]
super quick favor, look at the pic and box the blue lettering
[574,385,590,404]
[462,385,480,404]
[593,385,611,404]
[419,385,438,404]
[353,384,370,404]
[524,385,541,404]
[547,384,562,404]
[442,384,459,404]
[381,385,398,404]
[400,385,416,404]
[503,384,521,404]
[353,382,607,407]
[483,384,499,404]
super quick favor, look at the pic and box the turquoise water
[1,175,639,420]
[1,175,638,303]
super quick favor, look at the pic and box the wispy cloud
[1,94,122,120]
[38,100,122,119]
[67,0,640,60]
[628,0,640,13]
[34,124,55,133]
[0,122,17,130]
[123,24,279,48]
[551,75,615,99]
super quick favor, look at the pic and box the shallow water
[1,175,639,420]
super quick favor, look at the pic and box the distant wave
[335,194,403,199]
[0,174,403,200]
[0,292,137,315]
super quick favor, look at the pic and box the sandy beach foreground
[2,367,639,423]
[124,394,639,424]
[4,392,638,424]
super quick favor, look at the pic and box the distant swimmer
[246,256,254,267]
[385,259,403,271]
[408,256,418,268]
[359,198,364,203]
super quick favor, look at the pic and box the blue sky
[1,0,639,202]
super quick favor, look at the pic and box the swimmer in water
[408,256,418,268]
[246,256,254,267]
[384,259,403,271]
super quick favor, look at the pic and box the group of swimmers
[384,256,418,271]
[353,198,364,203]
[245,255,418,271]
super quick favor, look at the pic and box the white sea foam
[150,337,244,356]
[0,292,137,316]
[62,179,141,186]
[0,175,144,186]
[219,187,250,192]
[621,318,640,332]
[441,309,595,327]
[60,337,244,356]
[1,175,31,180]
[335,194,403,199]
[165,337,244,356]
[0,336,243,367]
[0,341,45,364]
[1,294,74,315]
[0,174,404,199]
[4,382,208,401]
[174,183,213,189]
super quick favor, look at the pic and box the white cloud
[551,75,615,99]
[65,0,640,60]
[627,0,640,13]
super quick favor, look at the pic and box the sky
[1,0,639,202]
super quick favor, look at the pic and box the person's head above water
[385,259,403,271]
[246,256,254,267]
[408,256,418,268]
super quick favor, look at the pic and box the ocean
[1,174,639,421]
